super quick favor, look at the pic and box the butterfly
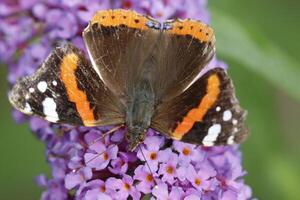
[9,9,248,150]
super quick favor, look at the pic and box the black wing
[151,68,248,146]
[9,43,124,126]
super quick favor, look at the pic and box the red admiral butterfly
[9,9,248,150]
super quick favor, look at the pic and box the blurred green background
[1,0,300,199]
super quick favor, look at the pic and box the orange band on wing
[165,19,215,42]
[60,53,95,124]
[91,9,157,30]
[172,74,220,139]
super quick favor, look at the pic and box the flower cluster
[1,0,251,199]
[33,119,251,200]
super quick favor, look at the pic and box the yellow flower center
[166,166,174,174]
[182,147,191,156]
[103,152,109,161]
[100,186,106,192]
[124,183,131,190]
[194,178,201,186]
[146,174,153,182]
[150,152,157,160]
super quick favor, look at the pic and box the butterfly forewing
[151,68,248,146]
[9,43,124,126]
[151,18,216,101]
[83,9,161,100]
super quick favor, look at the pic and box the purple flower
[148,1,176,21]
[84,138,118,170]
[76,179,111,200]
[73,0,112,23]
[134,165,156,193]
[108,152,129,175]
[32,3,48,20]
[152,183,185,200]
[158,152,178,184]
[186,164,217,191]
[65,167,92,189]
[46,9,78,39]
[2,0,252,199]
[106,175,141,200]
[137,135,168,171]
[36,174,68,200]
[173,141,204,166]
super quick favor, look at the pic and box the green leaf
[210,8,300,102]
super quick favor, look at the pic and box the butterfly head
[126,126,147,151]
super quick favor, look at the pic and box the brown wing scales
[151,18,216,101]
[83,9,161,100]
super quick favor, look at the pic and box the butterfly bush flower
[1,0,252,199]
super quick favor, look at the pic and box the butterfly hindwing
[151,68,248,146]
[9,43,124,126]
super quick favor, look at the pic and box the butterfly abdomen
[125,78,155,150]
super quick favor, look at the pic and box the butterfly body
[126,76,155,150]
[9,9,249,150]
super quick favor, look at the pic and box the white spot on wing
[37,81,47,93]
[24,102,32,114]
[227,135,235,145]
[216,106,221,112]
[223,110,232,121]
[29,88,34,93]
[232,119,238,125]
[42,97,59,122]
[25,94,30,99]
[202,124,221,146]
[52,80,57,86]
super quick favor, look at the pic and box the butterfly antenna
[138,145,158,186]
[88,124,124,146]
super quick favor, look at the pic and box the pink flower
[137,135,168,171]
[158,152,178,184]
[134,165,156,193]
[106,175,141,200]
[84,133,118,170]
[186,164,217,191]
[152,183,185,200]
[173,141,205,166]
